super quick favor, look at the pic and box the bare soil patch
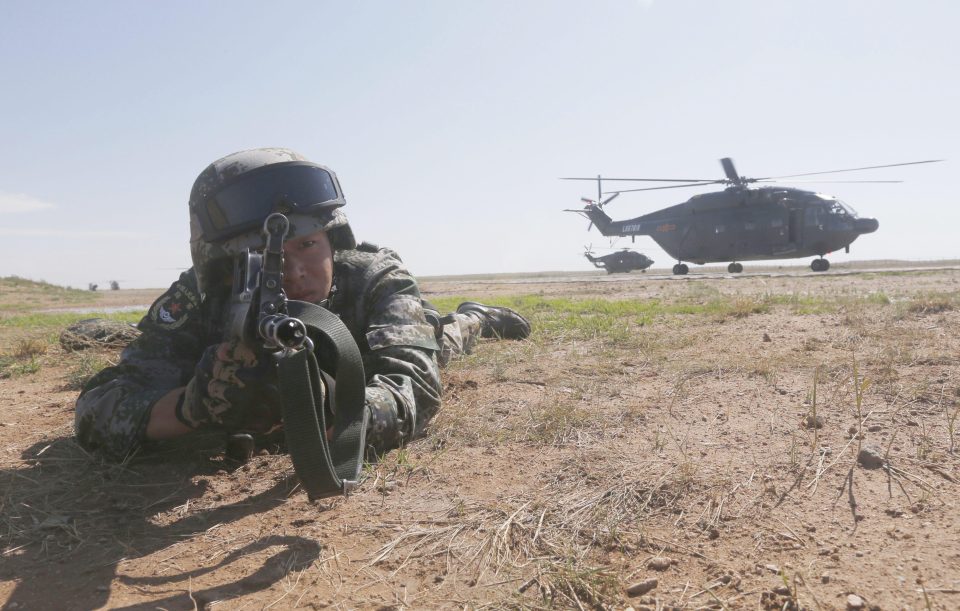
[2,266,959,609]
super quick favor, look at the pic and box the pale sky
[1,1,957,289]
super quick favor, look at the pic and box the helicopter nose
[855,218,879,234]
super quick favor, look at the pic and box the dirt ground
[2,264,959,610]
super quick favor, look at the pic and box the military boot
[456,302,531,340]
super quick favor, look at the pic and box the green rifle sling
[278,300,367,499]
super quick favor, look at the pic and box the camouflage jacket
[75,244,442,460]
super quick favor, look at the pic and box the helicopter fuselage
[584,250,654,273]
[585,186,878,265]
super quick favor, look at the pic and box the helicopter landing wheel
[672,263,689,275]
[727,262,743,274]
[811,258,830,272]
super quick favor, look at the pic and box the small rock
[857,446,885,469]
[867,424,882,432]
[708,527,720,540]
[803,414,825,429]
[847,593,865,609]
[773,585,791,595]
[763,333,772,342]
[626,578,658,597]
[764,563,781,574]
[821,573,831,584]
[647,557,672,571]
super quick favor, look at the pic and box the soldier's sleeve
[357,252,441,453]
[74,270,206,460]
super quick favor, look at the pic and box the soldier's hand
[178,340,280,431]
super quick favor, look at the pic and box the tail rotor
[571,176,620,231]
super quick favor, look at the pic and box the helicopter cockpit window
[836,199,858,217]
[823,198,858,218]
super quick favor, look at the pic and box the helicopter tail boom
[580,204,618,236]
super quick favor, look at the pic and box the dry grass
[904,292,956,315]
[62,351,116,391]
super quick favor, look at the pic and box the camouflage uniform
[75,244,484,461]
[75,147,519,462]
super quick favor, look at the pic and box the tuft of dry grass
[367,459,713,607]
[14,338,48,359]
[905,293,955,315]
[63,351,115,390]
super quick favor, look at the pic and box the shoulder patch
[148,283,199,330]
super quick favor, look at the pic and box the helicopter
[564,158,941,274]
[583,245,654,274]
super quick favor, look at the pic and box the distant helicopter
[564,158,941,274]
[584,245,654,274]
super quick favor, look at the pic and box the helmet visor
[198,162,343,242]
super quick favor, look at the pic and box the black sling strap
[277,300,368,500]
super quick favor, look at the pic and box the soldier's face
[282,230,334,304]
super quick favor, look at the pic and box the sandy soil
[2,264,959,610]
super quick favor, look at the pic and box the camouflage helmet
[188,147,356,293]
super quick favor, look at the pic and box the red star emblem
[168,302,182,315]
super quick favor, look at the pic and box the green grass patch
[431,294,770,319]
[429,295,770,343]
[0,355,42,378]
[764,291,892,314]
[428,291,909,346]
[0,310,145,331]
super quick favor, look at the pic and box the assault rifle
[223,213,368,499]
[223,213,310,354]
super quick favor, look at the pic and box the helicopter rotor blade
[600,192,620,207]
[757,159,943,180]
[753,179,904,184]
[720,158,740,183]
[561,176,718,182]
[603,180,723,194]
